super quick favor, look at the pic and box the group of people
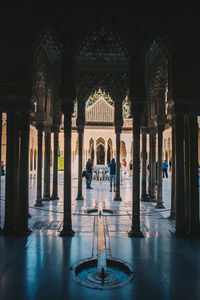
[84,158,117,192]
[84,158,170,192]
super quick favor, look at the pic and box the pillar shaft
[175,112,187,236]
[60,113,74,236]
[169,121,176,219]
[0,113,2,229]
[188,114,199,235]
[156,128,165,208]
[51,130,59,200]
[114,129,122,201]
[76,128,84,200]
[43,130,51,200]
[129,113,143,237]
[17,112,30,233]
[35,125,44,206]
[4,112,20,233]
[141,132,147,201]
[149,132,156,201]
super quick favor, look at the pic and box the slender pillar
[129,113,143,237]
[105,141,107,165]
[156,126,165,208]
[169,120,176,219]
[4,112,20,234]
[94,142,97,165]
[175,112,187,237]
[60,112,75,236]
[0,113,2,230]
[76,127,84,200]
[114,128,122,201]
[43,129,51,200]
[17,112,31,234]
[51,129,59,200]
[188,114,199,236]
[141,131,147,201]
[149,131,156,201]
[34,124,44,207]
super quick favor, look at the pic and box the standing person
[129,160,133,176]
[108,158,116,192]
[162,159,168,178]
[86,158,93,189]
[1,161,5,176]
[123,159,127,174]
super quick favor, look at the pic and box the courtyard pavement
[0,172,200,300]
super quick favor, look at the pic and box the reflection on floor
[0,172,200,300]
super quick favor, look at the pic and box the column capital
[44,125,51,133]
[77,126,84,134]
[51,125,60,133]
[115,126,122,134]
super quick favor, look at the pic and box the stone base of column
[1,228,32,236]
[34,200,44,207]
[155,202,165,209]
[187,230,200,238]
[42,196,51,201]
[50,194,59,200]
[114,195,122,201]
[128,228,144,238]
[76,195,84,201]
[141,195,149,202]
[168,213,176,220]
[174,229,188,238]
[149,196,157,202]
[59,227,75,237]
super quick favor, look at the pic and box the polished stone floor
[0,172,200,300]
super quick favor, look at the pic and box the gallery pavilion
[0,1,200,299]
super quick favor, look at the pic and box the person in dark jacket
[108,158,116,192]
[86,159,93,189]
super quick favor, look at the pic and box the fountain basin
[70,258,135,289]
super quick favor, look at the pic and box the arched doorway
[97,144,105,165]
[89,138,94,163]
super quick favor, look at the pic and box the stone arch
[96,137,105,165]
[120,141,127,163]
[89,138,94,163]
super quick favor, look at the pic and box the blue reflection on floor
[0,172,200,299]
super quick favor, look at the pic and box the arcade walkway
[0,174,200,299]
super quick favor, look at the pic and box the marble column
[188,114,199,236]
[129,113,143,237]
[175,112,187,237]
[141,131,148,201]
[0,113,2,230]
[149,131,156,201]
[156,126,165,208]
[60,112,75,236]
[114,127,122,201]
[17,112,31,234]
[76,127,84,200]
[105,141,108,165]
[43,129,51,200]
[51,129,59,200]
[94,142,97,165]
[4,112,20,234]
[169,120,176,219]
[34,124,44,207]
